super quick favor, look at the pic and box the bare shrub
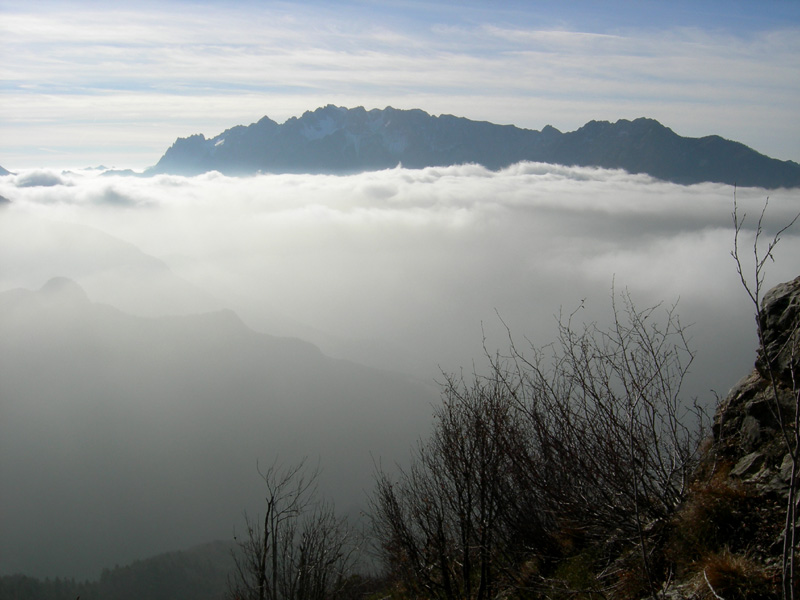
[498,291,706,597]
[371,290,707,599]
[371,374,531,600]
[229,459,360,600]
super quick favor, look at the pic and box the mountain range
[147,105,800,188]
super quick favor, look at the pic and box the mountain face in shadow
[148,105,800,188]
[0,215,223,318]
[0,279,437,579]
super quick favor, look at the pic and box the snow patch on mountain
[300,105,347,141]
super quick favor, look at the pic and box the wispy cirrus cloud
[1,2,798,168]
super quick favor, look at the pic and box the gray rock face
[147,105,800,188]
[730,450,766,478]
[714,276,800,485]
[757,275,800,386]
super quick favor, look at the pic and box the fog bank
[2,163,797,382]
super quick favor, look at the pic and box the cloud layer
[2,163,798,385]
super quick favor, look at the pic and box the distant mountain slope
[0,279,436,579]
[148,105,800,188]
[0,541,234,600]
[0,165,10,176]
[0,214,222,317]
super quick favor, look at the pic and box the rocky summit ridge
[147,105,800,188]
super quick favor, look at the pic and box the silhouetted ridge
[148,106,800,188]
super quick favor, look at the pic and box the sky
[1,0,799,169]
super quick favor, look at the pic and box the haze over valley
[1,157,799,579]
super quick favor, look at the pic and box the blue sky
[1,0,799,169]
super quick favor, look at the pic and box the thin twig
[703,569,725,600]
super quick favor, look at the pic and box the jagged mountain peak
[574,116,670,135]
[302,103,349,119]
[296,104,351,140]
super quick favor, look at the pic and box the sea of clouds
[2,162,797,386]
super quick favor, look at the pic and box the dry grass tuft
[692,550,777,600]
[667,470,751,569]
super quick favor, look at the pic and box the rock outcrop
[757,276,800,386]
[715,275,800,470]
[699,275,800,595]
